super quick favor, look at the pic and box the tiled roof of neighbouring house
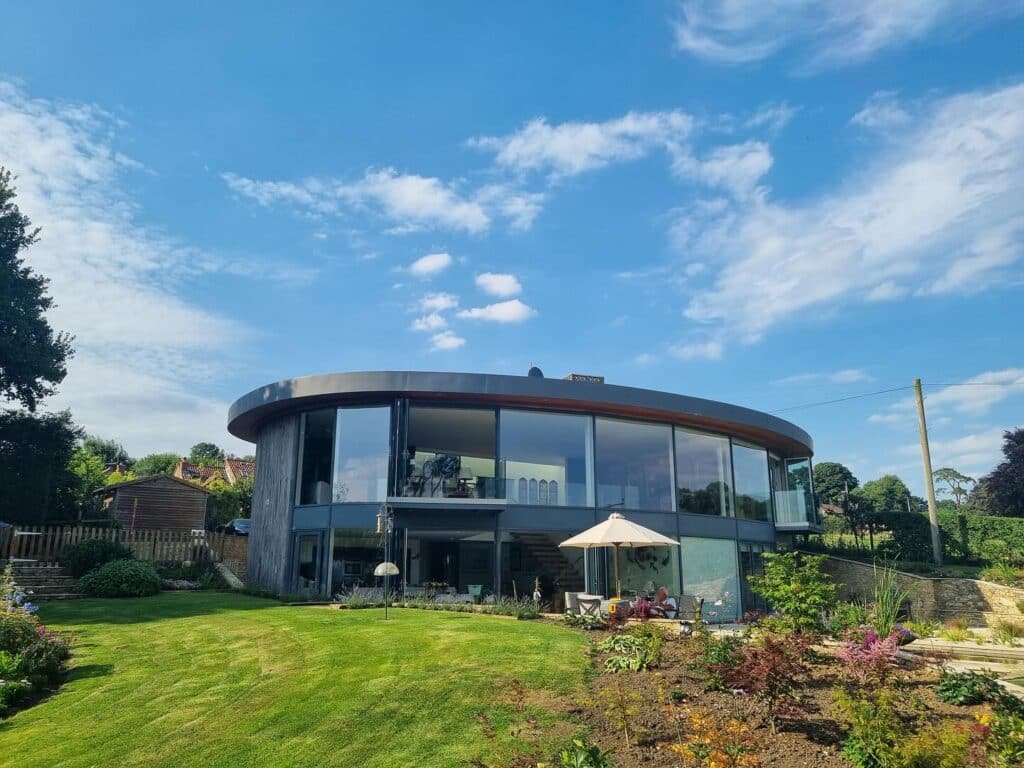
[224,458,256,483]
[175,460,225,483]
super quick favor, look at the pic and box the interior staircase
[512,532,586,594]
[4,562,82,601]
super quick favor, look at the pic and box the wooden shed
[99,475,210,532]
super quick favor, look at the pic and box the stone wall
[818,555,1024,627]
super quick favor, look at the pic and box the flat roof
[227,370,813,456]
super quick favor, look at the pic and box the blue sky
[1,2,1022,495]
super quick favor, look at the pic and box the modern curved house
[228,370,819,619]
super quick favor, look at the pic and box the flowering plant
[837,628,901,685]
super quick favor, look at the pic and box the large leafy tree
[81,435,132,468]
[68,447,108,514]
[813,462,859,505]
[132,452,181,477]
[980,429,1024,517]
[204,475,254,530]
[858,475,912,515]
[0,409,81,523]
[0,168,74,411]
[189,442,224,466]
[932,467,975,508]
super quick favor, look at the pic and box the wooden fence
[1,525,248,567]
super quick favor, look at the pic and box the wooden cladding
[106,476,208,532]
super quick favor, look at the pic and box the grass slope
[0,592,589,767]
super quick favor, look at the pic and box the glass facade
[616,544,681,596]
[296,409,335,505]
[738,542,768,615]
[595,417,674,511]
[732,442,772,521]
[329,528,383,594]
[500,409,594,507]
[681,536,740,623]
[332,407,391,503]
[675,428,732,516]
[401,406,499,499]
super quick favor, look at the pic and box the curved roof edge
[227,370,813,456]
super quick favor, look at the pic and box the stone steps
[5,561,82,600]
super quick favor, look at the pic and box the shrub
[78,559,161,598]
[0,678,30,710]
[61,539,133,579]
[838,629,901,686]
[562,613,607,631]
[826,600,870,638]
[0,610,40,655]
[905,619,939,638]
[746,551,836,633]
[993,619,1024,645]
[724,630,813,734]
[664,706,763,767]
[980,562,1024,586]
[688,633,744,692]
[16,629,70,685]
[557,737,613,768]
[940,627,974,643]
[986,708,1024,768]
[596,629,662,672]
[936,670,1002,706]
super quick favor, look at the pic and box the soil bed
[564,624,991,768]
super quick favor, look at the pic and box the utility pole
[914,378,942,565]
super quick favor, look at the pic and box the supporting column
[493,512,503,597]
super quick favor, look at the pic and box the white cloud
[676,140,773,197]
[679,83,1024,347]
[417,292,459,312]
[673,1,1021,70]
[0,81,273,456]
[430,330,466,351]
[897,427,1008,475]
[225,167,494,234]
[408,252,453,277]
[410,313,447,332]
[868,368,1024,426]
[669,340,723,361]
[475,272,522,297]
[457,299,537,323]
[774,368,873,385]
[851,91,911,131]
[474,184,545,230]
[746,103,798,133]
[470,111,694,178]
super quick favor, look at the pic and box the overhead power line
[768,377,1023,414]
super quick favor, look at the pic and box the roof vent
[527,365,544,378]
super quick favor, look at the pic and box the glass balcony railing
[773,490,814,525]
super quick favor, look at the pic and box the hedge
[61,539,134,579]
[868,511,1024,564]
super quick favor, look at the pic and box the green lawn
[0,593,590,767]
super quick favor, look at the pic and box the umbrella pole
[614,544,621,600]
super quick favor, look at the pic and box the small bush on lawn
[16,628,71,685]
[562,613,607,630]
[78,559,162,598]
[746,551,836,634]
[61,538,134,578]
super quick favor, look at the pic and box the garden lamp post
[375,504,399,619]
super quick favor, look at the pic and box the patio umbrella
[559,512,679,599]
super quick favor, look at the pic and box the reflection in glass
[499,410,594,506]
[401,406,499,498]
[675,428,733,516]
[733,442,772,521]
[681,536,740,623]
[329,528,382,594]
[595,418,673,511]
[769,455,816,524]
[296,410,335,505]
[295,532,321,591]
[332,407,391,502]
[616,543,681,597]
[738,542,768,615]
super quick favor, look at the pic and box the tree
[204,475,254,530]
[980,429,1024,517]
[858,475,912,515]
[189,442,224,466]
[132,452,180,477]
[68,447,107,516]
[932,467,975,508]
[0,409,81,523]
[81,435,132,468]
[0,168,74,411]
[813,462,859,505]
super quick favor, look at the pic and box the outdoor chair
[676,594,705,621]
[564,591,580,615]
[577,595,602,618]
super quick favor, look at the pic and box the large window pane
[738,542,768,615]
[733,442,771,521]
[329,528,383,595]
[769,456,816,524]
[681,536,740,623]
[332,407,391,502]
[401,406,499,498]
[616,544,681,597]
[296,410,335,505]
[675,428,733,516]
[595,418,673,511]
[500,410,594,507]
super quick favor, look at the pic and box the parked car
[215,518,251,536]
